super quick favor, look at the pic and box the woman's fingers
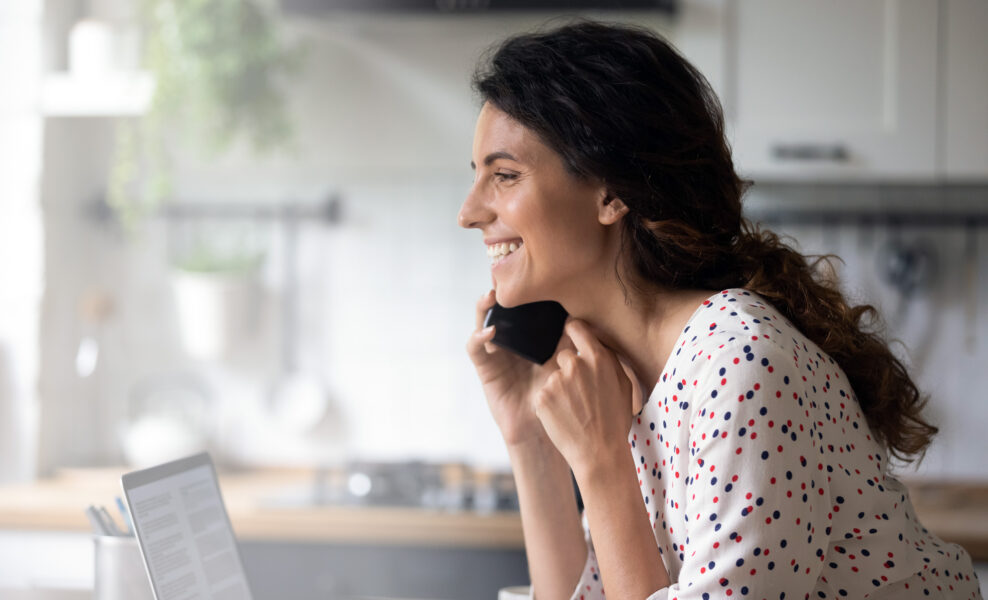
[471,289,499,358]
[475,289,497,330]
[549,319,601,373]
[466,324,498,361]
[616,354,643,412]
[546,319,578,369]
[554,348,579,372]
[532,370,559,414]
[562,318,603,362]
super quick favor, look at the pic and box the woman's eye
[494,172,518,182]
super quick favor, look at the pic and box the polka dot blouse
[569,289,982,600]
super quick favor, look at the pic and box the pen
[115,496,134,535]
[97,505,124,536]
[85,505,111,536]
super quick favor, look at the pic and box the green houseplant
[108,0,303,231]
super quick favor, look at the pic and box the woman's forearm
[575,446,669,599]
[508,434,587,600]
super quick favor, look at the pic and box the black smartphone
[483,301,569,365]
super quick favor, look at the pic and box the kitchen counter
[0,466,524,549]
[0,468,985,560]
[899,479,988,562]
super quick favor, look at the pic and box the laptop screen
[122,452,254,600]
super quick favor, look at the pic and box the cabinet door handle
[770,143,850,162]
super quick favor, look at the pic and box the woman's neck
[566,285,718,401]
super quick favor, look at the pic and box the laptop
[121,452,254,600]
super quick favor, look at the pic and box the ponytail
[732,222,938,463]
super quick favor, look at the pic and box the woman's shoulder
[652,288,842,418]
[676,288,798,358]
[657,288,833,397]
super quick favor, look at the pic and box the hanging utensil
[268,206,331,433]
[76,290,113,378]
[963,223,978,352]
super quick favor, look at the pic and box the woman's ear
[598,191,630,225]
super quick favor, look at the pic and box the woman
[457,21,982,600]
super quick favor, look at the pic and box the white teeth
[487,241,522,265]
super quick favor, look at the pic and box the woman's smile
[487,239,524,268]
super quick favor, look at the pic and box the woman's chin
[494,289,520,308]
[495,285,554,309]
[494,286,526,308]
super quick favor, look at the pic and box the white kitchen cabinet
[943,0,988,179]
[727,0,939,182]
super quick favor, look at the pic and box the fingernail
[483,325,495,334]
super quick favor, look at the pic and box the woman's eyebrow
[470,151,519,170]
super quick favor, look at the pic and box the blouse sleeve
[659,336,833,599]
[566,511,605,600]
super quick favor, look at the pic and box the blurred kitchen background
[1,0,987,598]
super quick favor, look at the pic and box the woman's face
[458,103,620,309]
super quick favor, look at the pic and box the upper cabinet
[943,0,988,180]
[726,0,940,182]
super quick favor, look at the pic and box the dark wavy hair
[472,20,937,463]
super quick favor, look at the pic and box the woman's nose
[457,187,493,229]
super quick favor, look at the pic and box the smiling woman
[461,104,617,309]
[458,20,982,600]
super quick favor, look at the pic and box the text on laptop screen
[127,463,252,600]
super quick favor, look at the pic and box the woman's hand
[466,289,572,447]
[532,318,635,479]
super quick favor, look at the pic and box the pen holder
[498,586,531,600]
[94,535,155,600]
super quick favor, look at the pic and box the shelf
[40,71,153,117]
